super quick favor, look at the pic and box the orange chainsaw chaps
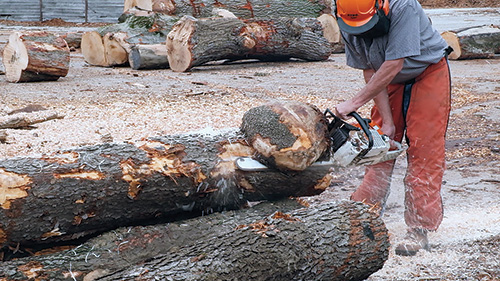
[351,57,451,231]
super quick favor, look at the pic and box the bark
[128,44,169,69]
[124,0,332,19]
[2,31,70,83]
[166,16,332,72]
[0,200,390,281]
[60,32,83,50]
[0,110,64,129]
[0,129,332,249]
[441,25,500,60]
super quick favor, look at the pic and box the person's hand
[334,100,358,120]
[380,122,396,140]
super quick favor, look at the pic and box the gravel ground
[1,9,499,280]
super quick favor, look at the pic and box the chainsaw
[236,109,405,172]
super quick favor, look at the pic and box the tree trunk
[0,200,389,281]
[441,25,500,60]
[124,0,332,19]
[0,128,332,249]
[60,31,84,50]
[128,43,169,69]
[81,31,107,66]
[2,31,70,83]
[167,16,332,72]
[103,32,131,67]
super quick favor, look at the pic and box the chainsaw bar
[235,157,335,172]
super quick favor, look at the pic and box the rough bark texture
[128,43,169,69]
[0,129,332,249]
[0,200,390,281]
[2,31,70,83]
[241,100,330,171]
[441,25,500,59]
[166,16,332,72]
[124,0,332,18]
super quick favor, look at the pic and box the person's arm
[335,58,404,121]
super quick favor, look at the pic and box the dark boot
[395,228,430,256]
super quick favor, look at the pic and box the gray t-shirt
[343,0,448,84]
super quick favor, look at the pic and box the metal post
[85,0,88,23]
[39,0,43,21]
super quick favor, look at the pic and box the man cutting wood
[333,0,452,256]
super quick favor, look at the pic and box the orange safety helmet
[336,0,390,38]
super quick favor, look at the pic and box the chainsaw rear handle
[347,112,374,157]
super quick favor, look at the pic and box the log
[441,25,500,60]
[81,14,178,67]
[2,31,70,83]
[241,100,330,171]
[166,16,332,72]
[128,43,169,69]
[0,200,389,281]
[0,110,64,129]
[124,0,332,18]
[60,31,83,50]
[81,31,107,66]
[0,128,332,249]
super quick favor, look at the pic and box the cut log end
[2,32,29,83]
[441,31,461,60]
[2,31,70,83]
[81,31,107,66]
[166,16,196,72]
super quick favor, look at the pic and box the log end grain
[166,16,196,72]
[81,31,107,66]
[441,31,461,60]
[2,32,29,82]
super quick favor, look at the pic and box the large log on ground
[167,16,332,72]
[441,25,500,60]
[0,128,332,249]
[0,200,390,281]
[123,0,332,18]
[2,31,70,83]
[81,14,178,67]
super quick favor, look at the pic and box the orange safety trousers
[351,57,451,231]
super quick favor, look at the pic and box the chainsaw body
[236,110,405,172]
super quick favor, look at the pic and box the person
[333,0,452,256]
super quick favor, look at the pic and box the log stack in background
[2,31,70,83]
[80,0,342,70]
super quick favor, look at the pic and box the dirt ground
[1,3,499,281]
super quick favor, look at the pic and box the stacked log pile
[80,0,341,71]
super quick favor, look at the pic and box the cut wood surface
[441,25,500,59]
[0,128,332,249]
[2,31,70,83]
[241,100,330,171]
[124,0,332,18]
[167,16,332,72]
[0,110,64,129]
[128,43,169,69]
[81,14,178,67]
[0,200,389,281]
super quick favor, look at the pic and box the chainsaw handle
[347,112,374,156]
